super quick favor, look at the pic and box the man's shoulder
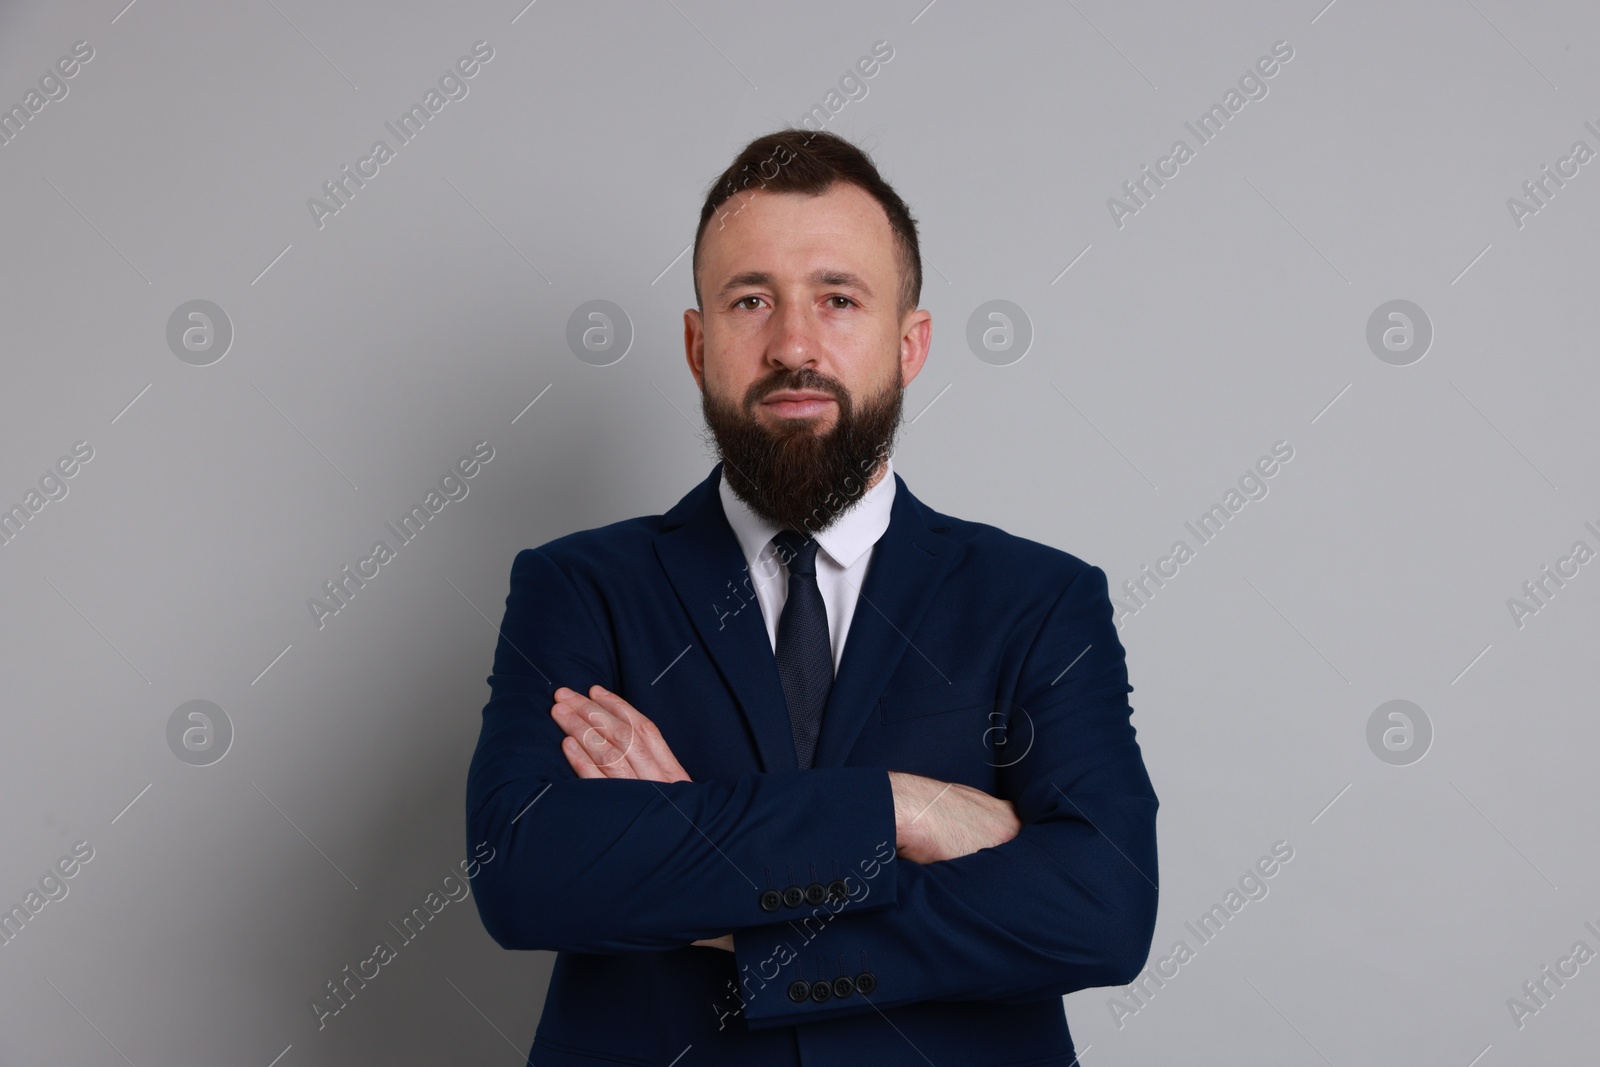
[513,511,666,573]
[912,496,1101,589]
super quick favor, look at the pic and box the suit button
[787,979,811,1003]
[781,885,805,908]
[809,980,832,1003]
[759,889,783,912]
[826,878,850,903]
[804,881,827,905]
[855,970,878,995]
[831,975,855,998]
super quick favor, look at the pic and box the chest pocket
[878,677,996,723]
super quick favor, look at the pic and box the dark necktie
[770,529,832,769]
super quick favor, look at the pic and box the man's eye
[735,296,764,310]
[828,295,854,308]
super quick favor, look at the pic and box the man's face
[685,181,931,534]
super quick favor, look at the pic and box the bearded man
[466,128,1159,1066]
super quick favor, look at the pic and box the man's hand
[690,933,734,952]
[890,770,1021,864]
[551,685,692,782]
[551,685,733,951]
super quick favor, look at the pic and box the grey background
[2,0,1596,1064]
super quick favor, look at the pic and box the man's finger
[588,686,692,782]
[552,696,636,777]
[579,687,656,774]
[560,735,607,779]
[573,686,674,782]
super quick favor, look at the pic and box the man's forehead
[703,184,895,272]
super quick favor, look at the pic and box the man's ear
[898,308,932,388]
[684,307,706,392]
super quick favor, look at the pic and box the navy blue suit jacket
[466,463,1159,1066]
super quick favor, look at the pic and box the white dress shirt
[717,458,897,674]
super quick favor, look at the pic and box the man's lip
[761,393,835,404]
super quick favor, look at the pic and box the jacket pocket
[878,677,996,723]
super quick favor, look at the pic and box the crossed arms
[548,681,1026,952]
[466,546,1159,1029]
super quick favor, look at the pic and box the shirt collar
[717,456,897,573]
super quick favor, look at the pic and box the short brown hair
[692,129,922,318]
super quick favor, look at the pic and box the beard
[700,363,904,536]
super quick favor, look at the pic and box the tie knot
[771,529,820,577]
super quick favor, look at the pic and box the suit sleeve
[466,547,899,955]
[730,563,1159,1029]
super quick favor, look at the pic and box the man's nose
[765,299,819,369]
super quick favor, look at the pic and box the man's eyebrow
[715,269,876,299]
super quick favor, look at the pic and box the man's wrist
[888,770,923,857]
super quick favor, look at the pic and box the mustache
[746,369,848,408]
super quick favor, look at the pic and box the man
[466,129,1159,1065]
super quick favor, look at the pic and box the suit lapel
[653,463,962,772]
[655,464,799,773]
[812,471,960,766]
